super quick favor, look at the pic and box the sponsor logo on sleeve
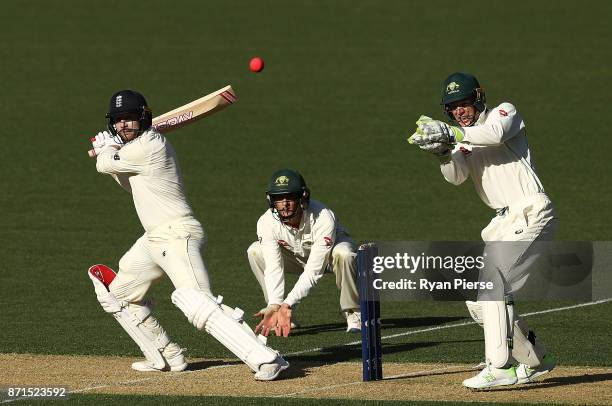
[324,236,333,247]
[113,153,120,160]
[499,109,508,117]
[277,239,289,247]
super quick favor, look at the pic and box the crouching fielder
[247,169,361,337]
[87,90,288,380]
[408,73,557,389]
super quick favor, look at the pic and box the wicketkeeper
[87,90,288,380]
[247,169,361,337]
[407,73,557,389]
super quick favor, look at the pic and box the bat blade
[152,85,236,133]
[88,85,237,157]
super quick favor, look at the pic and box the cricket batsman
[407,73,557,389]
[247,169,361,337]
[87,90,288,380]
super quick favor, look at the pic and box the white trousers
[480,193,558,294]
[247,236,360,311]
[109,217,211,303]
[475,193,557,368]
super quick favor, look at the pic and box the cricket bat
[88,85,237,157]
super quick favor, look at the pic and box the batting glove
[91,131,122,152]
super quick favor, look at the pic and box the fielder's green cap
[266,168,307,195]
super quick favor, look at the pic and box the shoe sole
[463,378,517,389]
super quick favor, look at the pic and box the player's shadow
[490,372,612,391]
[291,316,466,337]
[290,322,347,336]
[186,359,243,371]
[383,363,482,381]
[184,358,307,379]
[381,316,466,329]
[289,339,477,366]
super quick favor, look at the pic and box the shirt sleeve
[96,141,149,175]
[283,210,336,307]
[462,103,525,146]
[257,216,285,306]
[440,145,470,185]
[111,173,132,192]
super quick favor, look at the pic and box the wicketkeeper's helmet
[441,72,486,120]
[106,90,153,142]
[265,168,310,211]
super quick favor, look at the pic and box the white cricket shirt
[440,102,546,210]
[256,200,346,307]
[96,130,194,232]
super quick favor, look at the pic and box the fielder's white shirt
[440,102,546,210]
[256,200,346,307]
[96,130,194,232]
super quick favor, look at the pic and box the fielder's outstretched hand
[276,304,292,338]
[254,305,280,337]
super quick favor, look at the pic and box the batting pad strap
[112,308,167,370]
[129,302,171,349]
[130,302,152,322]
[172,288,278,372]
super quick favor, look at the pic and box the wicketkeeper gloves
[408,115,464,145]
[407,115,461,164]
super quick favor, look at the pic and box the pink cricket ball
[249,57,264,73]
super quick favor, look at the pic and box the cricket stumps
[358,243,383,381]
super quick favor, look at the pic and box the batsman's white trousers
[247,237,360,311]
[109,216,212,303]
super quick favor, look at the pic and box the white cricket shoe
[254,356,290,381]
[516,354,556,384]
[462,364,517,389]
[345,311,361,333]
[131,349,188,372]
